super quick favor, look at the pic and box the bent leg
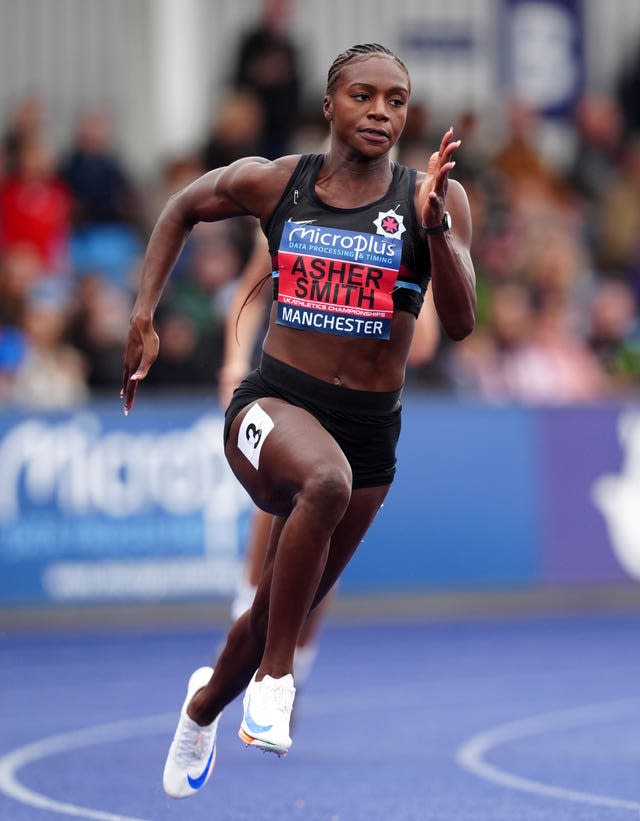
[190,483,389,726]
[189,398,353,721]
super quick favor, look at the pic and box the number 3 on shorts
[237,402,274,469]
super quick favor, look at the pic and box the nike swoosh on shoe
[187,746,215,789]
[243,697,273,734]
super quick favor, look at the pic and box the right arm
[121,156,293,413]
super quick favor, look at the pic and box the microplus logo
[0,413,245,524]
[592,412,640,580]
[284,221,399,264]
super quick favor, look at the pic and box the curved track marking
[0,684,426,821]
[456,699,640,812]
[0,713,174,821]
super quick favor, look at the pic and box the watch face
[443,212,452,231]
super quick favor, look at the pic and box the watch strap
[422,212,451,235]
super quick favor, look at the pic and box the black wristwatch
[422,212,451,235]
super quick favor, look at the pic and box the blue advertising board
[1,395,638,606]
[0,399,252,604]
[341,396,541,591]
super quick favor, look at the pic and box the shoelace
[264,683,294,715]
[175,719,212,765]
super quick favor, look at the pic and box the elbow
[446,322,475,342]
[165,190,196,230]
[443,309,476,341]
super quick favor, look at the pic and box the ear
[323,96,333,122]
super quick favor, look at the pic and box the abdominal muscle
[262,304,415,391]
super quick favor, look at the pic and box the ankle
[187,690,217,726]
[256,666,293,682]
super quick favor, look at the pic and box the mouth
[359,127,389,143]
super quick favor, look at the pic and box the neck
[316,150,394,208]
[323,146,393,178]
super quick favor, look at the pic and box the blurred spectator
[1,94,46,175]
[566,92,624,207]
[588,278,640,389]
[0,325,26,402]
[0,135,72,275]
[616,38,640,137]
[490,97,559,199]
[11,278,89,408]
[593,137,640,279]
[520,227,593,316]
[447,281,535,401]
[451,108,490,185]
[59,106,142,230]
[397,99,438,170]
[200,89,264,171]
[449,281,608,404]
[520,295,608,403]
[232,0,302,158]
[59,106,144,290]
[67,273,132,391]
[0,244,42,327]
[145,153,204,231]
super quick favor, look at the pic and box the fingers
[121,358,154,415]
[430,128,461,193]
[438,125,455,155]
[438,127,461,165]
[122,378,139,416]
[120,323,160,415]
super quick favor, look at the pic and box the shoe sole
[238,727,290,757]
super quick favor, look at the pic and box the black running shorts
[224,353,402,489]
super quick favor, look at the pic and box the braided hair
[325,43,410,94]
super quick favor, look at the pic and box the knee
[299,465,352,522]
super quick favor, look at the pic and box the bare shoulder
[446,178,470,208]
[219,155,302,218]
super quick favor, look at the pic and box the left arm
[417,128,477,341]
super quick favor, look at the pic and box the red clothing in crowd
[0,176,72,270]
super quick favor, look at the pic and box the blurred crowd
[2,6,640,410]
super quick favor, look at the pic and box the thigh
[225,397,353,516]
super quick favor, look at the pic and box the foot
[163,666,220,798]
[238,672,296,756]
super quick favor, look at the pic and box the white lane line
[0,713,174,821]
[0,683,423,821]
[456,699,640,812]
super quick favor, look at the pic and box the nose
[367,95,389,120]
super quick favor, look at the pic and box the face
[324,55,410,155]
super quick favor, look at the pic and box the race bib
[275,220,402,339]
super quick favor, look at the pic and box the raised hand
[418,127,461,231]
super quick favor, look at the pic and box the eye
[390,98,406,108]
[352,92,369,102]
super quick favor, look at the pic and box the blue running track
[1,612,640,820]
